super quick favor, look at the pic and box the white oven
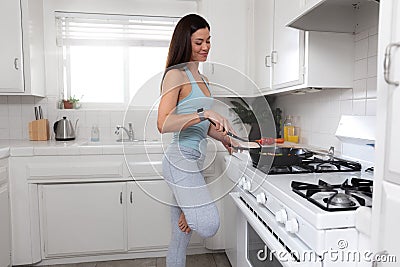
[226,152,374,267]
[231,190,321,267]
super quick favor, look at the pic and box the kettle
[53,117,79,141]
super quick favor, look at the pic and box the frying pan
[256,147,314,167]
[207,118,313,167]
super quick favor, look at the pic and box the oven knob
[285,218,299,234]
[243,180,251,191]
[256,192,267,205]
[275,209,287,224]
[238,178,244,188]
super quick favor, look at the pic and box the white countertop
[0,139,226,157]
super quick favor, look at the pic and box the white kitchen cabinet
[127,180,172,250]
[271,0,304,89]
[252,0,354,95]
[250,0,304,91]
[288,0,379,33]
[0,0,24,93]
[127,180,204,250]
[251,0,274,92]
[0,0,45,96]
[371,0,400,264]
[0,159,11,267]
[198,0,257,97]
[39,182,127,257]
[11,152,220,264]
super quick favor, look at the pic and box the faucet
[115,123,135,141]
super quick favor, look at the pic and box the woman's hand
[204,110,236,136]
[221,135,241,155]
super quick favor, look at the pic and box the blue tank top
[171,66,214,153]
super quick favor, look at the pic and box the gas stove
[226,152,374,266]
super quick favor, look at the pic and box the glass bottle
[283,115,294,142]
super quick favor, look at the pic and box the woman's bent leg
[163,146,220,267]
[166,205,192,267]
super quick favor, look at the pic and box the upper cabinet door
[0,0,24,93]
[252,0,274,92]
[272,0,304,89]
[199,0,257,97]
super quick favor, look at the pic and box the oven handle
[230,193,322,267]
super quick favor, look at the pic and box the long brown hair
[165,14,210,69]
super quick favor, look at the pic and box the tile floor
[43,252,231,267]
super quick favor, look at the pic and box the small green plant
[63,95,83,109]
[66,95,82,104]
[230,98,256,125]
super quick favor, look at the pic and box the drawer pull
[14,58,19,70]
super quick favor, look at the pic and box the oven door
[231,192,322,267]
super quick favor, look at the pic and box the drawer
[126,154,163,177]
[27,162,124,181]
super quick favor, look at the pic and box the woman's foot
[178,212,191,234]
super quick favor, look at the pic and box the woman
[157,14,237,267]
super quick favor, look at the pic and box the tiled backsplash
[0,95,163,141]
[272,26,378,154]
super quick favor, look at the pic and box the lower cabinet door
[39,182,126,257]
[0,184,11,267]
[127,180,173,250]
[127,180,204,250]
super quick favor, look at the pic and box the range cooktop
[256,153,362,175]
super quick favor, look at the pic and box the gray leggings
[162,144,220,267]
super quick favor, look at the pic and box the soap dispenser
[91,125,100,142]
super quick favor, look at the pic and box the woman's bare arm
[157,69,202,133]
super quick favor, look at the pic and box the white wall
[0,0,197,141]
[272,23,378,154]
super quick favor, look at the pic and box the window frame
[56,12,177,109]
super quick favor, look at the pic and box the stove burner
[291,178,373,211]
[323,192,356,208]
[316,163,338,171]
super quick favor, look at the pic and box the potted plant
[230,97,273,141]
[230,98,260,140]
[63,95,82,109]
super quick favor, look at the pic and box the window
[56,12,178,107]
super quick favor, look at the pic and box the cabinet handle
[384,42,400,86]
[120,192,123,204]
[271,51,278,64]
[130,191,133,204]
[265,55,271,67]
[14,58,19,70]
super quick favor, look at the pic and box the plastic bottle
[91,125,100,142]
[283,115,294,142]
